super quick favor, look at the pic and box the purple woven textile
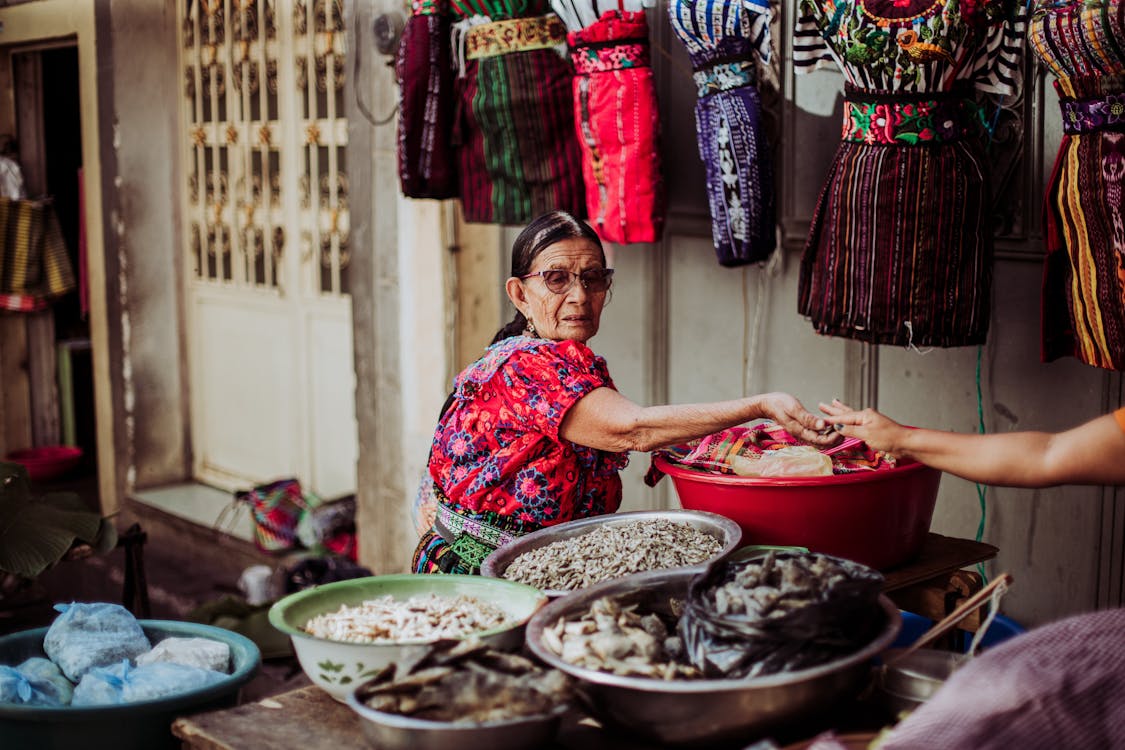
[669,1,777,267]
[812,608,1125,750]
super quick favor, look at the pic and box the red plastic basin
[653,455,941,571]
[5,445,84,482]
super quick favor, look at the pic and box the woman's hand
[819,399,908,455]
[755,392,834,445]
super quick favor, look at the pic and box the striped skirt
[456,46,584,225]
[799,95,993,348]
[1042,79,1125,370]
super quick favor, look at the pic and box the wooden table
[173,532,998,750]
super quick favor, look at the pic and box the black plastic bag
[679,550,885,679]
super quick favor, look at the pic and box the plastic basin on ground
[653,455,942,571]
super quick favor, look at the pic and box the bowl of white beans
[267,574,547,701]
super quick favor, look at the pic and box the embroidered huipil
[396,0,458,198]
[670,0,776,267]
[451,2,585,224]
[1030,0,1125,370]
[793,0,1026,347]
[564,10,665,244]
[413,336,628,573]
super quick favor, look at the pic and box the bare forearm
[561,388,828,453]
[891,428,1057,486]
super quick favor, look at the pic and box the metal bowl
[345,693,568,750]
[480,509,742,598]
[875,648,965,715]
[525,567,901,746]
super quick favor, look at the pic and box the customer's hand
[756,392,834,445]
[819,399,908,454]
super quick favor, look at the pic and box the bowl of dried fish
[345,639,572,750]
[480,509,741,598]
[525,555,901,746]
[268,574,548,701]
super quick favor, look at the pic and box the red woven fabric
[568,11,664,244]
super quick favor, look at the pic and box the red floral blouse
[429,336,629,528]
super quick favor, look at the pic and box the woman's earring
[524,318,538,338]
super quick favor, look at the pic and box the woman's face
[506,237,608,344]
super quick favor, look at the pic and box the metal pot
[876,648,965,716]
[524,567,901,746]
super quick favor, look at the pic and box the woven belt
[571,39,650,75]
[692,59,756,98]
[1061,94,1125,135]
[466,14,566,60]
[841,96,980,146]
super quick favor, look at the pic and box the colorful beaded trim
[466,14,567,60]
[693,60,756,98]
[411,0,445,15]
[571,41,650,75]
[435,500,521,551]
[1060,94,1125,135]
[842,97,981,145]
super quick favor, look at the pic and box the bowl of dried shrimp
[268,574,547,701]
[524,562,901,746]
[480,509,741,598]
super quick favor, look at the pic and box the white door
[180,0,356,498]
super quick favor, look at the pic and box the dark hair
[489,210,605,345]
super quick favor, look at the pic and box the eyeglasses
[520,268,614,294]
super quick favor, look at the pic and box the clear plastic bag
[43,602,151,682]
[135,637,231,673]
[730,446,833,477]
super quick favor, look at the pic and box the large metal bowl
[480,509,742,598]
[525,567,901,746]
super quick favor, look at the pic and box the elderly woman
[412,210,831,574]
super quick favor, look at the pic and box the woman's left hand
[755,393,834,445]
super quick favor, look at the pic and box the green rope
[974,345,989,584]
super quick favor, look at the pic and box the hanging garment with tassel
[669,0,776,267]
[556,2,665,244]
[0,198,75,312]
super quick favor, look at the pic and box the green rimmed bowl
[268,574,548,702]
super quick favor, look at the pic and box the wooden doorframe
[0,1,122,514]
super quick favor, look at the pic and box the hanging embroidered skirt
[455,14,584,225]
[569,11,664,244]
[396,0,458,199]
[1042,75,1125,370]
[689,39,775,267]
[799,89,992,347]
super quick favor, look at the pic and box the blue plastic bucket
[892,611,1025,652]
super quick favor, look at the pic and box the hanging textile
[669,0,775,267]
[0,198,76,313]
[1029,1,1125,370]
[396,0,459,199]
[555,3,664,244]
[793,0,1026,347]
[451,1,585,224]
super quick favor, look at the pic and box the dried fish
[542,596,701,680]
[504,519,723,591]
[356,639,573,723]
[303,593,510,643]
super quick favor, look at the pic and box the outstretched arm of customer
[821,401,1125,487]
[560,388,831,454]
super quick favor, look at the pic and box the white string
[743,240,785,396]
[903,320,935,356]
[966,578,1010,658]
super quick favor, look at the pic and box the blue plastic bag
[17,657,73,705]
[43,602,151,682]
[73,660,227,706]
[0,664,69,706]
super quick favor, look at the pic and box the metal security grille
[180,0,349,296]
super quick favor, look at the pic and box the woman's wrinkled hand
[756,392,834,446]
[818,399,906,454]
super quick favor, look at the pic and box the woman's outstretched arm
[820,399,1125,488]
[559,387,832,454]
